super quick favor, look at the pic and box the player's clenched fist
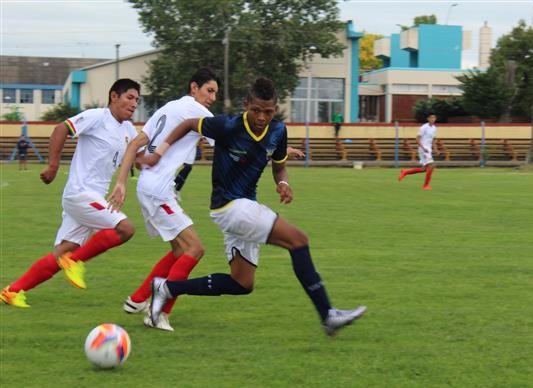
[40,166,58,184]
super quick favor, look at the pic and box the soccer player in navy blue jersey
[142,78,366,336]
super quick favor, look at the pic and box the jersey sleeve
[418,124,426,137]
[198,115,228,141]
[64,109,101,138]
[271,124,288,163]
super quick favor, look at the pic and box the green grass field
[1,163,532,388]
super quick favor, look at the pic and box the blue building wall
[379,24,463,70]
[69,70,87,110]
[389,34,411,68]
[417,24,462,69]
[346,21,363,122]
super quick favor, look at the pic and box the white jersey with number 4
[63,108,138,198]
[418,122,437,150]
[137,95,213,200]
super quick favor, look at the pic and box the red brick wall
[378,95,386,122]
[392,95,427,121]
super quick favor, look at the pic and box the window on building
[360,95,379,122]
[290,78,344,123]
[20,89,34,104]
[2,89,16,103]
[432,85,462,94]
[42,89,56,104]
[392,84,429,93]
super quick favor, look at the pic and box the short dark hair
[246,77,277,104]
[187,68,220,93]
[108,78,141,105]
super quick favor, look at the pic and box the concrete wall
[3,122,529,140]
[278,30,353,122]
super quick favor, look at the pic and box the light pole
[304,46,317,167]
[222,28,231,112]
[445,3,458,25]
[115,44,121,80]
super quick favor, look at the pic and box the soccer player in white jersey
[108,68,219,331]
[398,113,438,190]
[1,79,140,308]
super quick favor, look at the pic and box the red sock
[70,229,124,262]
[9,253,60,292]
[424,167,434,186]
[162,254,199,314]
[130,252,178,303]
[405,167,424,175]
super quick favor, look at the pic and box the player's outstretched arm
[40,122,69,184]
[142,118,200,167]
[108,132,149,212]
[272,162,292,204]
[287,146,305,159]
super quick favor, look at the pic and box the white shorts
[210,198,278,267]
[137,192,193,242]
[55,192,127,246]
[418,147,434,166]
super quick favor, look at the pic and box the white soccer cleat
[322,306,367,336]
[143,310,174,332]
[150,277,171,326]
[123,296,148,314]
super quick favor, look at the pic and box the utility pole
[223,28,231,112]
[115,44,121,80]
[528,97,533,164]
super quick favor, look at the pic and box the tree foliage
[129,0,345,112]
[457,20,533,121]
[413,97,466,123]
[40,103,79,122]
[456,70,510,120]
[2,106,23,121]
[397,15,437,30]
[359,33,382,72]
[413,15,437,26]
[489,20,533,119]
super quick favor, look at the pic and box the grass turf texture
[1,163,532,388]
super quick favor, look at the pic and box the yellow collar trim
[243,112,268,142]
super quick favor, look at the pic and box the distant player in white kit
[108,68,219,331]
[1,79,141,308]
[398,113,438,190]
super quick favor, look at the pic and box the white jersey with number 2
[136,95,213,200]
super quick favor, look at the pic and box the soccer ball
[84,323,131,368]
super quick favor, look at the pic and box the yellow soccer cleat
[1,286,30,308]
[57,253,87,289]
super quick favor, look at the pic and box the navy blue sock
[165,273,251,297]
[290,245,331,321]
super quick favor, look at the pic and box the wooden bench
[366,139,418,161]
[1,136,77,161]
[437,138,531,162]
[341,138,381,161]
[286,138,345,161]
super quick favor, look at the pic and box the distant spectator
[332,110,343,138]
[16,135,29,170]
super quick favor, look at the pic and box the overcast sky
[1,0,532,69]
